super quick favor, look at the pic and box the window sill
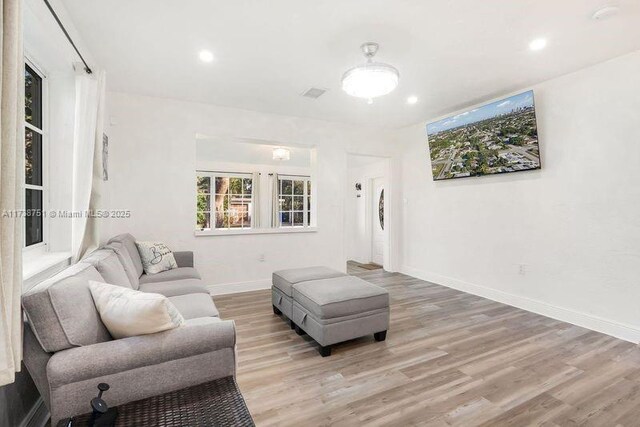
[23,251,72,290]
[195,227,318,237]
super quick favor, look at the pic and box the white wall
[102,92,397,292]
[397,51,640,342]
[196,138,311,168]
[346,158,388,264]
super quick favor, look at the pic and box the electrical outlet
[259,254,265,262]
[518,264,527,275]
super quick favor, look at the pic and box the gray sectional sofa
[21,233,236,425]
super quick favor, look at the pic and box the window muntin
[24,64,44,247]
[197,173,252,230]
[278,176,311,227]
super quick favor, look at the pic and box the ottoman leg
[319,345,332,357]
[273,305,282,315]
[294,325,305,335]
[289,319,296,330]
[374,330,387,342]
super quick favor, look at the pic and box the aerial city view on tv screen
[426,90,541,181]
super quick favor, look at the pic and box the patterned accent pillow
[135,241,178,275]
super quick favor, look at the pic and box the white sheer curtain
[251,172,261,228]
[71,68,106,262]
[270,173,279,228]
[0,0,24,386]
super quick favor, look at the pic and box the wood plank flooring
[347,260,384,273]
[214,269,640,426]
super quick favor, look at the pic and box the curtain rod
[196,170,255,175]
[275,174,311,178]
[43,0,93,74]
[197,170,310,178]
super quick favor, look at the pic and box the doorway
[371,177,384,266]
[345,153,391,273]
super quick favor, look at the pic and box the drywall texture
[398,52,640,341]
[103,92,397,289]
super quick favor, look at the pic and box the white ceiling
[60,0,640,129]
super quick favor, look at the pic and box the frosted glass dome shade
[341,62,399,99]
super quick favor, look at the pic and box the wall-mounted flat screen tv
[427,90,541,181]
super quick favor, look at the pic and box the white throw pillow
[135,241,178,275]
[89,281,184,339]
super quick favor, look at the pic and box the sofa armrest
[47,318,235,388]
[173,251,194,268]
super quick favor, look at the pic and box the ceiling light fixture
[407,95,418,105]
[529,38,547,51]
[342,42,399,103]
[273,147,290,161]
[198,50,214,63]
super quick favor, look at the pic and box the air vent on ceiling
[301,87,327,99]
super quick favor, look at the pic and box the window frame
[23,58,49,252]
[196,171,254,231]
[277,175,312,228]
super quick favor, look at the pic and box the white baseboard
[207,279,271,296]
[401,265,640,344]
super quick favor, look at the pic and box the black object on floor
[61,376,254,427]
[319,345,331,357]
[374,330,387,341]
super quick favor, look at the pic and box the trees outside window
[25,64,44,247]
[278,176,311,227]
[197,173,252,230]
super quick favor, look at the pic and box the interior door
[371,177,384,266]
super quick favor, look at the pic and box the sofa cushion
[173,251,194,268]
[22,263,112,352]
[108,233,144,278]
[89,281,185,339]
[82,249,132,288]
[104,241,141,290]
[46,317,235,388]
[272,266,346,297]
[138,279,209,297]
[168,294,219,319]
[139,267,201,284]
[292,276,389,320]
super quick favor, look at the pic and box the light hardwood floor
[215,269,640,426]
[347,260,384,274]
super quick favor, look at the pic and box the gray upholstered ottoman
[291,275,389,356]
[272,266,346,325]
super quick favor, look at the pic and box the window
[278,176,311,227]
[24,64,44,247]
[197,173,252,230]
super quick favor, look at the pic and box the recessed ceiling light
[407,95,418,105]
[198,50,214,63]
[529,38,547,51]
